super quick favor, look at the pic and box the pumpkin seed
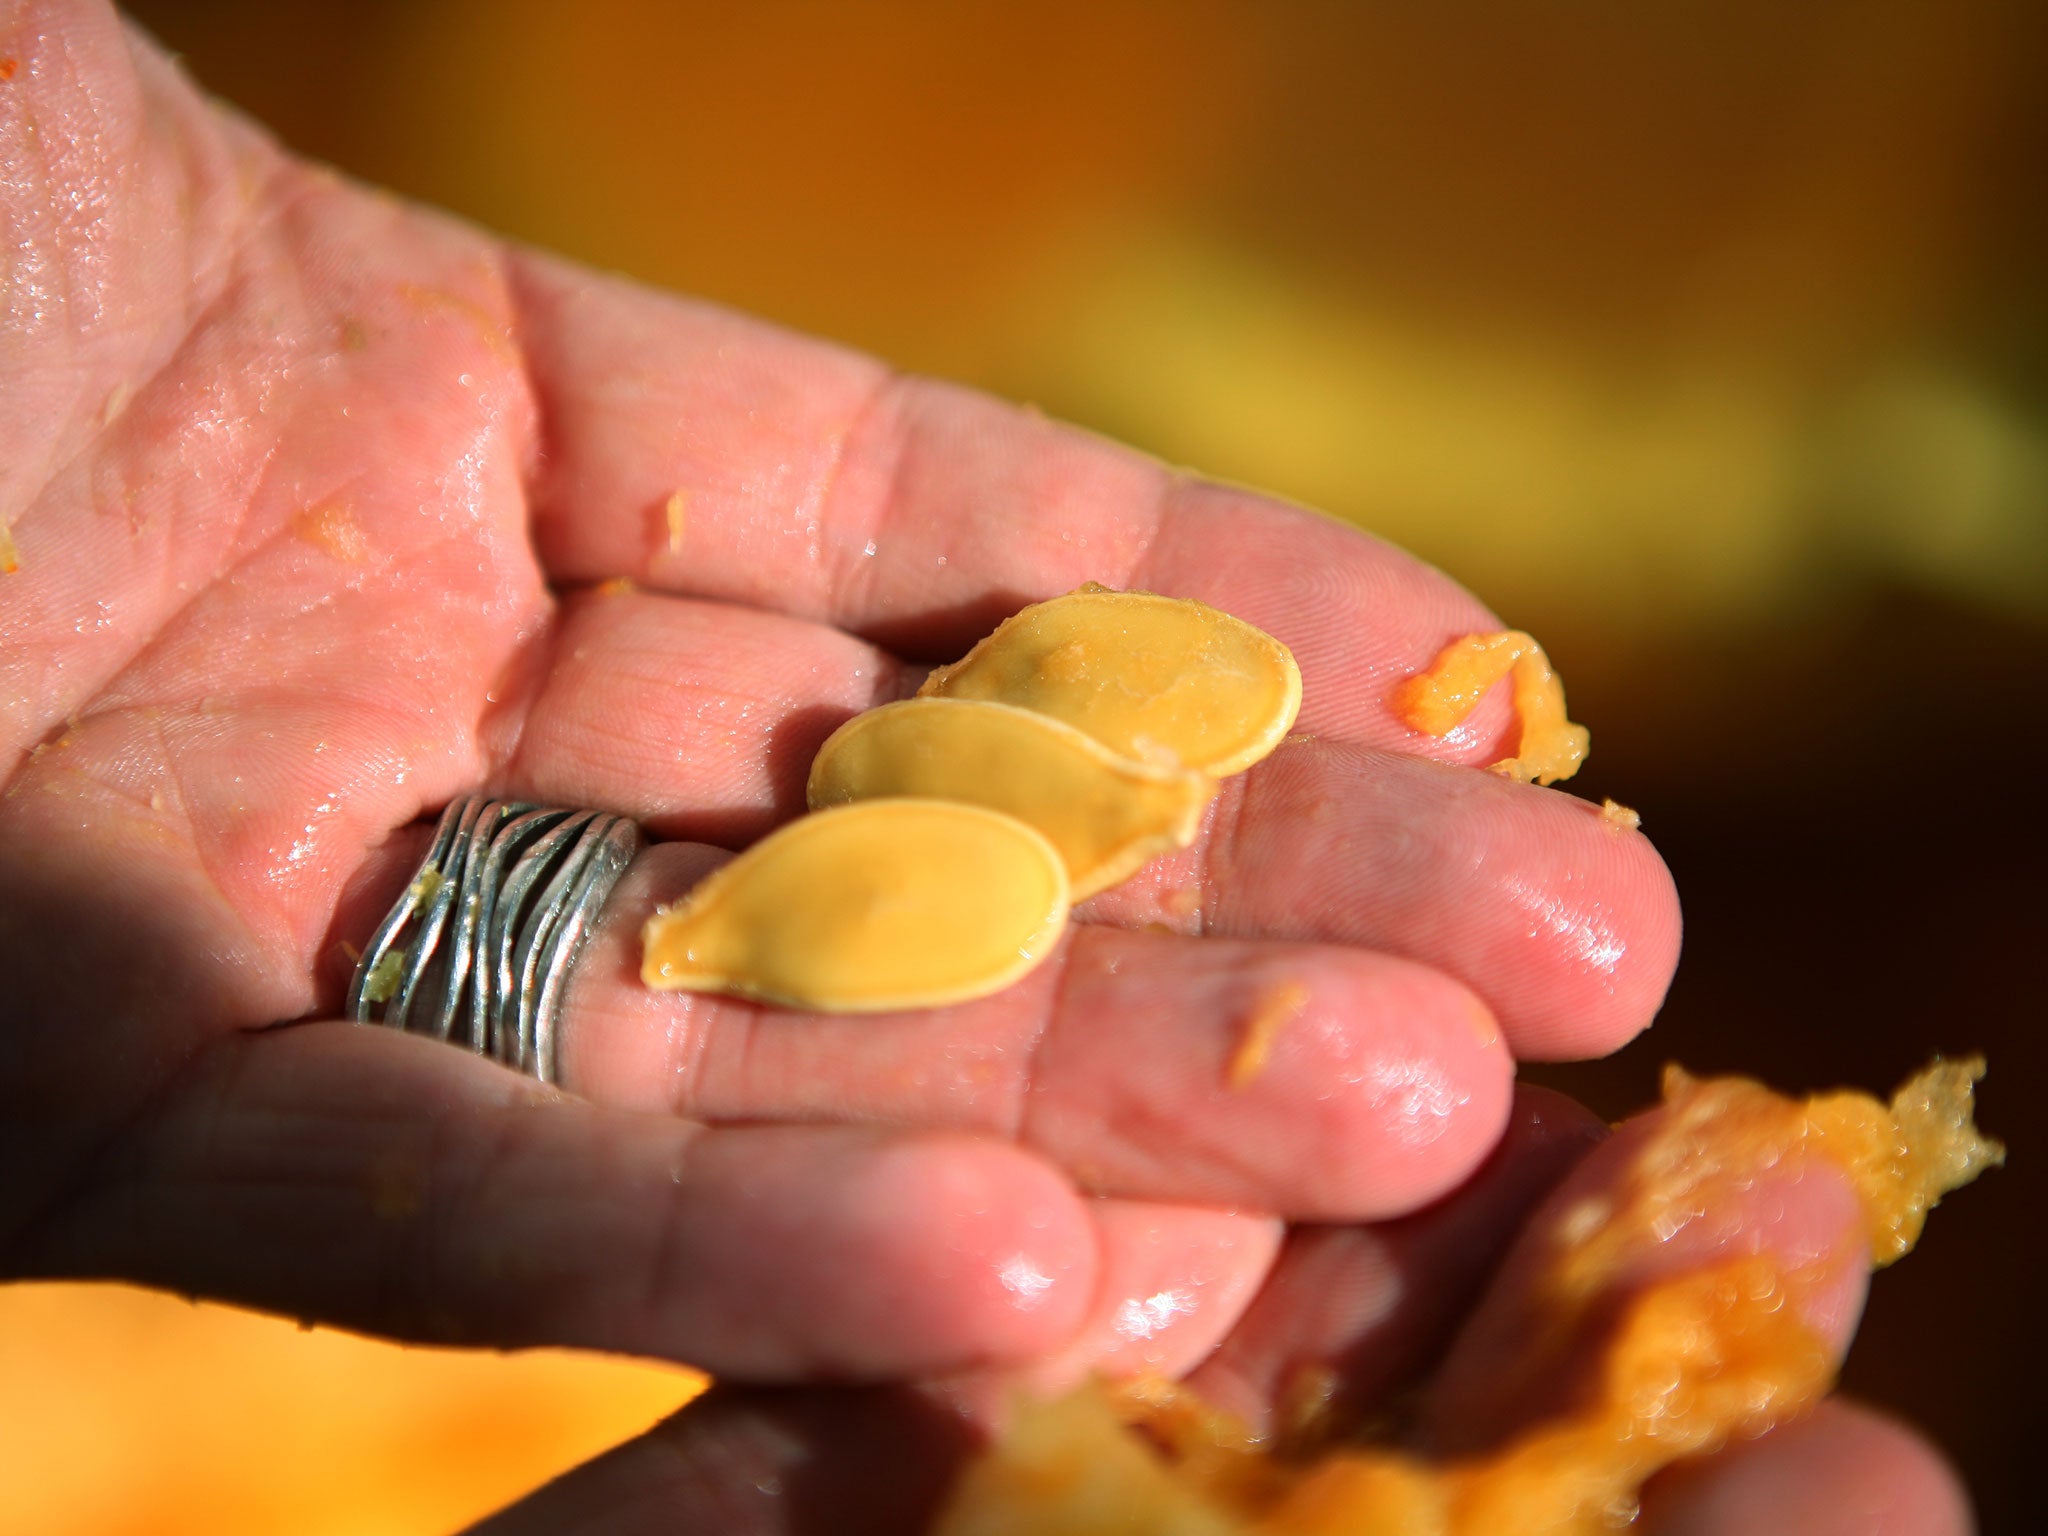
[809,697,1215,900]
[919,585,1300,776]
[641,799,1070,1011]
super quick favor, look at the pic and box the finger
[557,847,1515,1222]
[1003,1198,1282,1395]
[13,1022,1096,1380]
[498,585,912,845]
[508,252,1527,762]
[496,588,1679,1061]
[1421,1099,1874,1455]
[1640,1398,1974,1536]
[1089,739,1682,1061]
[1183,1085,1607,1437]
[468,1383,975,1536]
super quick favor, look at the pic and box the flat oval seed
[808,698,1218,901]
[918,586,1302,776]
[640,800,1071,1011]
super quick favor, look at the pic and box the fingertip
[1423,1093,1877,1451]
[1458,1082,1610,1220]
[1586,1104,1874,1351]
[1012,1199,1285,1396]
[1507,1081,1611,1150]
[1025,932,1515,1221]
[841,1131,1100,1369]
[1594,810,1684,1050]
[1281,959,1516,1217]
[1498,796,1683,1062]
[1202,948,1516,1218]
[1204,744,1683,1066]
[669,1127,1097,1378]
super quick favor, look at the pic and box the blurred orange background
[5,2,2043,1531]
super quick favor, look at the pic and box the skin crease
[0,3,1966,1531]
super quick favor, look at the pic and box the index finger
[509,252,1522,764]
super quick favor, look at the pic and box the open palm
[0,5,1966,1532]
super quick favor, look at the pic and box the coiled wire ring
[345,796,643,1083]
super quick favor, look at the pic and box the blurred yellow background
[6,1,2043,1531]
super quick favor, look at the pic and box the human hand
[2,0,1679,1382]
[473,1089,1975,1536]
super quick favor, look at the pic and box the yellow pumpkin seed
[640,799,1070,1011]
[808,698,1216,900]
[919,585,1301,776]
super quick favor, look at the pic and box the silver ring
[346,796,644,1083]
